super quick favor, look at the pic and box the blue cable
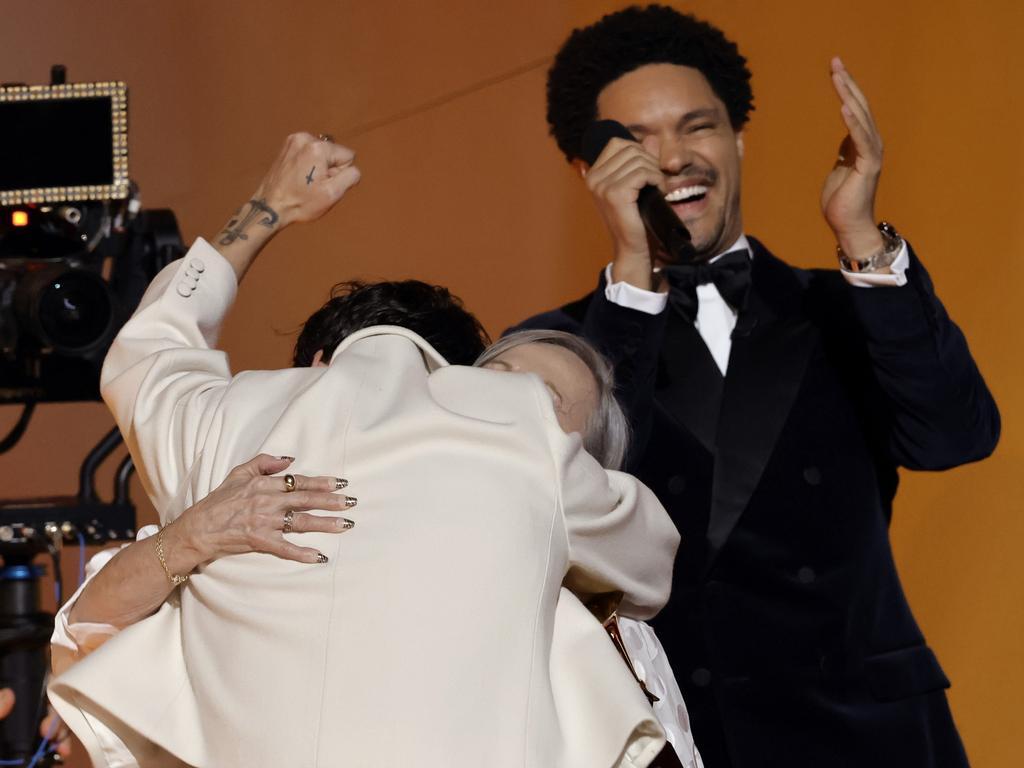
[0,713,58,767]
[26,712,57,768]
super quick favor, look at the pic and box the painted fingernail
[316,552,329,564]
[345,496,358,508]
[339,518,355,530]
[335,478,348,490]
[279,455,296,461]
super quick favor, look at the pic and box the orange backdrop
[1,2,1021,765]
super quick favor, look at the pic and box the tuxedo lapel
[658,307,724,453]
[705,245,817,573]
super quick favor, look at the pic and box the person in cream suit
[48,133,680,768]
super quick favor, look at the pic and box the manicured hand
[820,57,885,260]
[168,454,357,568]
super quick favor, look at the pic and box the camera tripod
[0,425,136,765]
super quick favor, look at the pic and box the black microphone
[581,119,696,263]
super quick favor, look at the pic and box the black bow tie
[661,249,752,322]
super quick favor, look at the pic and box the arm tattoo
[306,166,315,185]
[217,198,280,245]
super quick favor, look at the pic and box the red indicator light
[11,211,29,227]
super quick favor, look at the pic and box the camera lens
[16,267,115,353]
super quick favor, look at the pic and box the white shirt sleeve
[603,264,669,315]
[840,241,909,287]
[50,524,160,675]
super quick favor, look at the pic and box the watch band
[837,221,902,273]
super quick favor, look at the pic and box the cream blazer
[49,240,680,768]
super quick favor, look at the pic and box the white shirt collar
[707,233,751,264]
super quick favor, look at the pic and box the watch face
[879,221,900,242]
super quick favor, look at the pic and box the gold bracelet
[154,528,190,586]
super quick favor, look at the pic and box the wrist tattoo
[218,198,280,245]
[306,166,315,185]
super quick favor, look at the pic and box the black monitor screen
[0,97,114,191]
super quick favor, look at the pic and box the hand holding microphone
[580,120,695,289]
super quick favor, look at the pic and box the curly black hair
[293,280,490,367]
[546,4,754,162]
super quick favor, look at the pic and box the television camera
[0,65,185,764]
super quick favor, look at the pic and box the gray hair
[474,330,630,471]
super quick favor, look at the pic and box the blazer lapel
[657,308,724,453]
[705,245,817,573]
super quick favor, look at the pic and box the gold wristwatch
[837,221,902,273]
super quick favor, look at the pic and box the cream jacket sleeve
[546,419,680,620]
[100,239,237,516]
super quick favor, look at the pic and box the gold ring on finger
[283,510,295,533]
[283,473,296,493]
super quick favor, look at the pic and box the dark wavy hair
[546,4,754,162]
[293,280,490,367]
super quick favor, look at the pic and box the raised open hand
[820,58,885,259]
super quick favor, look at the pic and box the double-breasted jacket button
[797,566,816,584]
[176,282,192,298]
[188,257,205,273]
[667,474,687,494]
[184,267,200,282]
[691,667,712,687]
[803,466,822,485]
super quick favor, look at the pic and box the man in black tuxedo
[515,6,1000,767]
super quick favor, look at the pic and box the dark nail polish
[340,518,355,530]
[345,496,358,508]
[279,455,296,462]
[316,553,329,564]
[335,478,348,490]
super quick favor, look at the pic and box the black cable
[78,426,123,504]
[0,403,35,455]
[114,453,134,505]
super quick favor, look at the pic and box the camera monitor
[0,81,128,206]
